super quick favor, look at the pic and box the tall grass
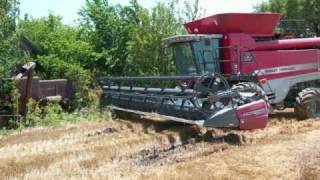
[0,100,112,135]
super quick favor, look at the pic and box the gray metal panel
[162,34,223,46]
[110,106,205,126]
[204,107,239,128]
[100,75,202,81]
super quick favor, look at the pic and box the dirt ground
[1,109,320,180]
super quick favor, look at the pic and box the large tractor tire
[232,82,270,110]
[294,88,320,120]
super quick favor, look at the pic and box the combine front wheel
[295,88,320,120]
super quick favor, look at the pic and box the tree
[255,0,286,14]
[269,0,286,14]
[301,0,320,36]
[18,15,94,108]
[79,0,135,76]
[183,0,205,22]
[79,0,183,76]
[0,0,21,115]
[18,15,94,69]
[254,1,270,12]
[255,0,320,36]
[0,0,20,77]
[286,0,300,19]
[126,1,181,75]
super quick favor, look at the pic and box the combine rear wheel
[232,82,270,110]
[295,88,320,120]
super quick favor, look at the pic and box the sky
[20,0,264,24]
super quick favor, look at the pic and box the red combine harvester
[100,13,320,130]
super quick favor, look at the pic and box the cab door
[192,39,221,75]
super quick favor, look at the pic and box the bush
[23,100,112,128]
[0,79,20,115]
[18,15,101,110]
[36,55,96,109]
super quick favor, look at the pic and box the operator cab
[163,34,223,76]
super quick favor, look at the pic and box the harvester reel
[194,74,232,111]
[295,88,320,120]
[194,74,230,95]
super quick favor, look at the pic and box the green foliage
[126,2,181,75]
[0,79,19,113]
[79,0,134,75]
[18,15,95,108]
[18,15,94,66]
[79,0,184,76]
[23,100,112,128]
[37,55,93,109]
[36,103,66,126]
[0,0,21,116]
[183,0,205,22]
[255,0,320,36]
[301,0,320,36]
[18,0,195,78]
[0,0,20,76]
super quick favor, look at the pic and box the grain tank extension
[100,13,320,130]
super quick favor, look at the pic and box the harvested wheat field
[0,109,320,180]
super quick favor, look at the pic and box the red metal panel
[236,100,268,130]
[39,79,73,99]
[222,34,237,75]
[17,78,73,101]
[221,33,320,78]
[184,13,281,37]
[242,49,319,72]
[17,77,40,101]
[222,33,256,75]
[238,49,319,80]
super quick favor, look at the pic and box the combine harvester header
[101,13,320,130]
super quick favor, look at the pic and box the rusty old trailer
[0,62,73,127]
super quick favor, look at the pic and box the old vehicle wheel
[295,88,320,120]
[232,82,270,110]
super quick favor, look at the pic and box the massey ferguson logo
[259,63,317,75]
[243,108,266,117]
